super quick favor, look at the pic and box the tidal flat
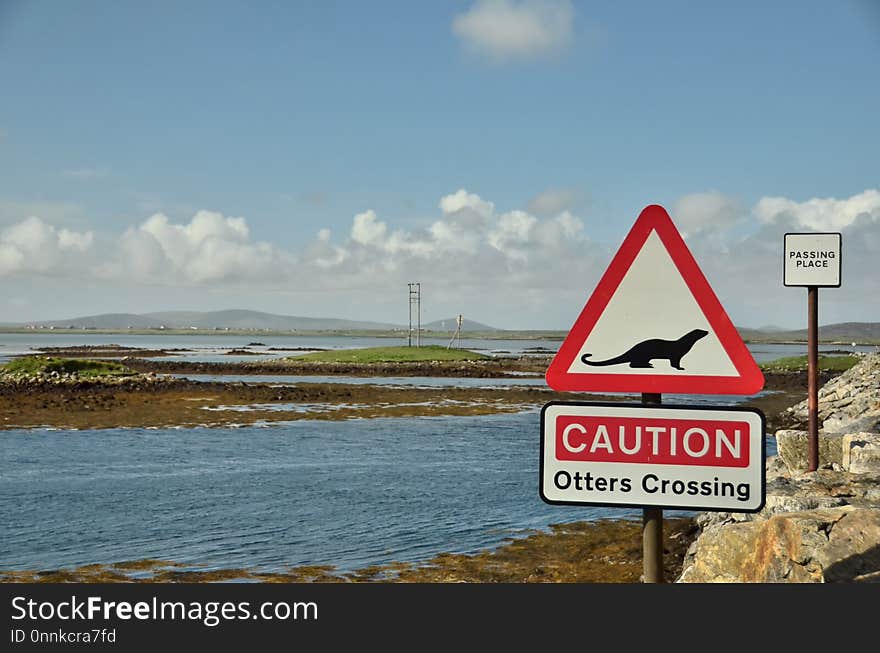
[0,366,822,432]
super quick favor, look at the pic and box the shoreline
[0,517,697,584]
[120,355,552,377]
[0,368,820,431]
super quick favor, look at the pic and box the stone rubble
[678,352,880,583]
[786,351,880,434]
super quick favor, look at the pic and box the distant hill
[14,309,502,333]
[422,317,499,332]
[756,324,786,332]
[141,310,400,331]
[7,310,878,342]
[32,313,166,330]
[766,322,880,342]
[738,322,880,343]
[21,310,402,332]
[736,326,779,342]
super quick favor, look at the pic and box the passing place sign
[784,232,841,287]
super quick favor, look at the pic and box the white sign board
[784,232,841,287]
[540,402,765,512]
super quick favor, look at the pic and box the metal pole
[416,282,421,347]
[641,392,663,583]
[808,286,819,472]
[408,283,413,347]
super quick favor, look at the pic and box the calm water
[0,413,626,572]
[0,332,875,364]
[0,333,559,363]
[175,373,547,387]
[0,411,778,573]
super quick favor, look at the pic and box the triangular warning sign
[545,205,764,395]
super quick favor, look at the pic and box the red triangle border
[545,205,765,395]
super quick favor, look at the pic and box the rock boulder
[786,352,880,434]
[678,460,880,582]
[680,353,880,582]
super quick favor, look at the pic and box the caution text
[555,415,750,467]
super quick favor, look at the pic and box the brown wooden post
[807,286,819,471]
[641,392,663,582]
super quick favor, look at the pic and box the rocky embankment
[678,353,880,582]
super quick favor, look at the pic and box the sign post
[783,233,842,472]
[543,205,766,582]
[641,392,662,583]
[808,286,818,471]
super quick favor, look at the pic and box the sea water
[0,411,777,574]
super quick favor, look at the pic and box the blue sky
[1,1,878,329]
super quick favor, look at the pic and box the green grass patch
[2,356,135,378]
[291,345,491,363]
[759,354,860,373]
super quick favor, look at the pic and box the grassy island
[290,345,491,364]
[1,356,135,378]
[759,354,860,373]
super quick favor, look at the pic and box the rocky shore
[678,352,880,582]
[0,356,810,430]
[0,376,593,429]
[120,356,550,377]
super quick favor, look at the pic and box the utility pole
[408,283,413,347]
[408,282,421,347]
[447,314,462,349]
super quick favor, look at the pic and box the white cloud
[754,189,880,230]
[0,216,94,276]
[527,188,577,215]
[116,227,168,281]
[350,210,388,247]
[337,190,593,277]
[0,191,599,301]
[57,228,93,251]
[303,229,347,269]
[439,188,495,220]
[682,189,880,329]
[540,210,583,246]
[452,0,574,62]
[1,187,876,330]
[672,191,744,237]
[488,210,537,259]
[106,211,291,285]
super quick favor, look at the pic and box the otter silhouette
[580,329,709,370]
